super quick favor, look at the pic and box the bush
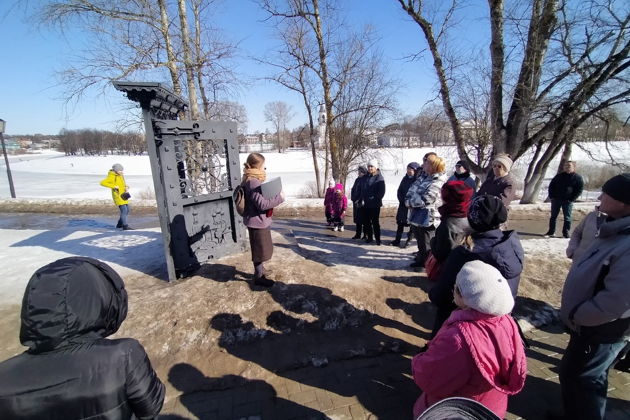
[578,163,625,190]
[137,187,155,200]
[298,181,320,198]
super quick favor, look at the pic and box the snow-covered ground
[2,142,628,200]
[0,146,618,308]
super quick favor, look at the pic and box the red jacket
[324,186,336,214]
[412,309,526,418]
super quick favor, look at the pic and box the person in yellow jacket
[100,163,132,230]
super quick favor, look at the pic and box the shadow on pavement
[203,279,423,418]
[161,363,326,419]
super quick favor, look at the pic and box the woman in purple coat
[242,153,285,287]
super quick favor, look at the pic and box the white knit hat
[492,154,513,172]
[455,260,514,316]
[112,163,124,172]
[367,159,379,169]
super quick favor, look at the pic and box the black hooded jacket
[0,257,165,420]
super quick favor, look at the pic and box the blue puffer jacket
[470,229,524,296]
[429,229,524,335]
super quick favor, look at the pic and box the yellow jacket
[100,170,129,206]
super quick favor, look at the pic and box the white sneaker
[333,226,339,232]
[340,226,344,232]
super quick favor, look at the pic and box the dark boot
[391,224,403,246]
[122,225,134,230]
[254,275,274,287]
[116,221,123,228]
[562,221,571,238]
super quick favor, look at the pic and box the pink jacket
[331,183,347,217]
[324,186,336,214]
[412,309,526,418]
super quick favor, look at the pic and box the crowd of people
[0,152,628,420]
[324,152,629,419]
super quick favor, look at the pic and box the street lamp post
[0,119,17,198]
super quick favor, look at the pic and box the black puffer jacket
[363,171,386,209]
[0,257,165,420]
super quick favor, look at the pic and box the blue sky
[0,0,489,136]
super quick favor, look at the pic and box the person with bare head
[544,160,584,238]
[241,153,285,287]
[406,153,447,268]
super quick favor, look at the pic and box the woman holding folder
[241,153,285,287]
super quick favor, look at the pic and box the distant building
[239,133,275,153]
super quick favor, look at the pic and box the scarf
[243,167,266,183]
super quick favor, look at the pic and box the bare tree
[396,0,630,202]
[35,0,242,122]
[261,0,344,179]
[264,101,294,153]
[261,0,400,187]
[259,17,324,195]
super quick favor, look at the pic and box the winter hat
[367,159,379,169]
[335,183,344,192]
[439,180,474,218]
[407,161,421,172]
[112,163,124,172]
[602,173,630,205]
[456,260,514,316]
[328,179,335,188]
[455,160,469,172]
[467,195,507,232]
[492,154,513,172]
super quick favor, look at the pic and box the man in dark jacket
[0,257,165,420]
[558,174,630,420]
[351,166,368,239]
[363,159,386,245]
[545,160,584,238]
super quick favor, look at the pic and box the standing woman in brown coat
[242,153,285,287]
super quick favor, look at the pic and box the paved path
[159,323,629,420]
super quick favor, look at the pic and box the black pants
[548,199,573,236]
[363,207,381,241]
[353,207,365,237]
[411,224,436,264]
[394,224,414,243]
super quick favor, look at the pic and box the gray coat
[405,172,448,227]
[560,215,630,341]
[566,210,606,262]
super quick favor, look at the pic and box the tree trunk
[311,0,339,181]
[556,141,572,173]
[192,0,210,119]
[176,0,200,120]
[157,0,181,96]
[520,136,566,203]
